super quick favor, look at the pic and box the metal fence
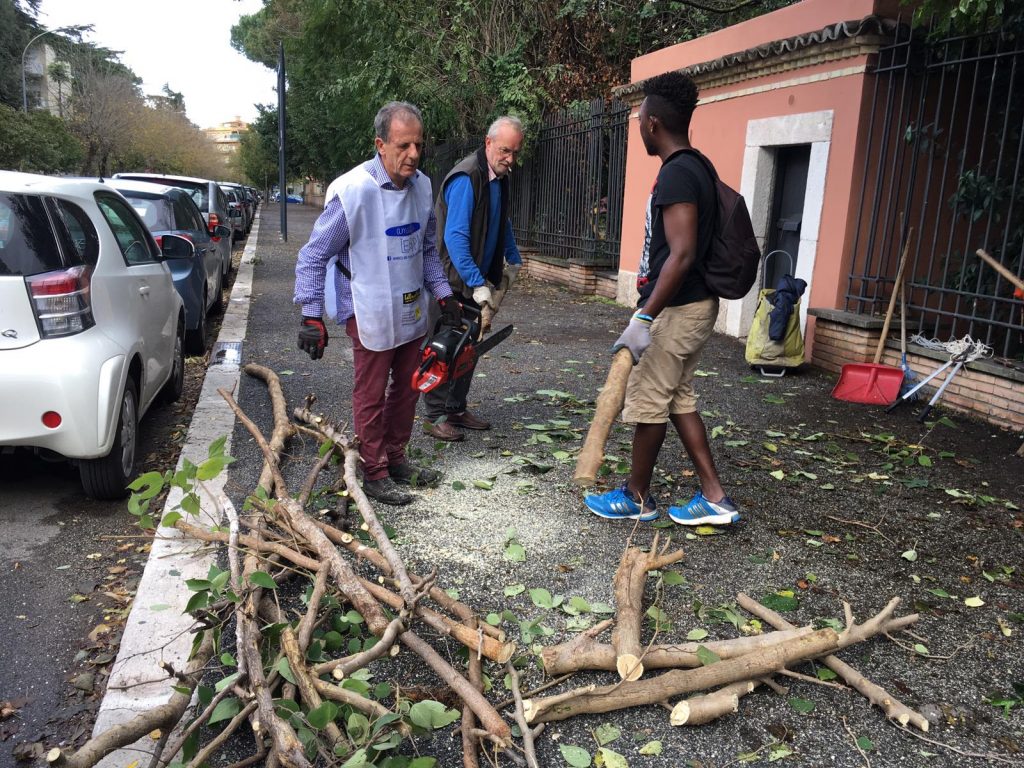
[846,16,1024,364]
[425,99,630,268]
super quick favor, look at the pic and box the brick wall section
[522,254,601,294]
[811,314,1024,431]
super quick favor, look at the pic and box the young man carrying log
[585,71,740,526]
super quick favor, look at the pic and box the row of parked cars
[0,170,260,499]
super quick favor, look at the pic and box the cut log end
[572,473,597,487]
[522,698,537,724]
[670,693,739,726]
[616,654,644,681]
[496,642,516,665]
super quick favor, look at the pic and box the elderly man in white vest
[294,101,460,506]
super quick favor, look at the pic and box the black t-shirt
[638,149,715,308]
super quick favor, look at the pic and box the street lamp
[21,28,68,112]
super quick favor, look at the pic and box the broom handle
[874,229,913,364]
[976,249,1024,293]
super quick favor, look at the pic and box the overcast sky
[36,0,277,129]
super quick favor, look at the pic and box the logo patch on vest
[402,289,421,305]
[386,221,422,260]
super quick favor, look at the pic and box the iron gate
[847,14,1024,365]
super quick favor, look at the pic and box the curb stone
[91,215,262,766]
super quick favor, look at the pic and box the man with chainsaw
[584,72,740,527]
[294,101,461,506]
[422,116,526,441]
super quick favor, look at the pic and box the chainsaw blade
[475,323,514,356]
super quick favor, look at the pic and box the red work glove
[298,317,328,360]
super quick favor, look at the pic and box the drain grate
[210,340,242,368]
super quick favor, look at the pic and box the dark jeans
[423,293,478,420]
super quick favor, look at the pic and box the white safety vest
[330,166,433,351]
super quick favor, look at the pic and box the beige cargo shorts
[621,297,719,423]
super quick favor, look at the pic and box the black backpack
[683,149,761,300]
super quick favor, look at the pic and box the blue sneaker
[585,484,658,522]
[668,491,740,526]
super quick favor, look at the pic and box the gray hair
[487,115,524,139]
[374,101,423,141]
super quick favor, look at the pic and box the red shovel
[832,232,912,405]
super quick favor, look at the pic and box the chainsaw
[411,304,513,393]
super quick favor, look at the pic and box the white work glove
[472,285,493,308]
[611,312,653,364]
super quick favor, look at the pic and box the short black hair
[642,71,699,137]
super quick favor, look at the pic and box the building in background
[24,43,71,117]
[203,116,248,166]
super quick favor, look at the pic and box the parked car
[107,179,229,355]
[0,171,186,499]
[219,185,248,242]
[219,182,252,233]
[112,173,233,280]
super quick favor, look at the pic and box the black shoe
[362,477,415,506]
[389,462,440,487]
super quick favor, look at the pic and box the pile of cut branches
[52,363,930,768]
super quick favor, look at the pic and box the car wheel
[186,288,208,355]
[160,319,185,404]
[80,375,138,500]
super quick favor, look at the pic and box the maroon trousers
[346,317,424,481]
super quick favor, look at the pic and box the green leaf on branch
[409,700,461,730]
[249,571,277,589]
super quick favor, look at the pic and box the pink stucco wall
[620,0,907,335]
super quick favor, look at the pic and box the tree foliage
[232,0,796,180]
[0,102,82,173]
[907,0,1024,34]
[235,104,287,193]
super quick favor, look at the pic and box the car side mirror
[215,225,232,238]
[161,234,195,259]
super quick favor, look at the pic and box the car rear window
[119,176,209,213]
[125,197,174,232]
[0,193,96,276]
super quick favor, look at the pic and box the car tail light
[25,265,95,338]
[42,411,62,428]
[154,235,163,248]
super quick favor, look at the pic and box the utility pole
[277,41,287,242]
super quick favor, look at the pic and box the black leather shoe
[362,477,415,506]
[389,462,440,487]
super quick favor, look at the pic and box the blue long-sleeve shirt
[443,174,521,289]
[294,155,452,321]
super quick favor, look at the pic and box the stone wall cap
[616,14,900,100]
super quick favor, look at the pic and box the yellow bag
[745,288,804,371]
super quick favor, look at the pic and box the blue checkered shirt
[294,154,453,322]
